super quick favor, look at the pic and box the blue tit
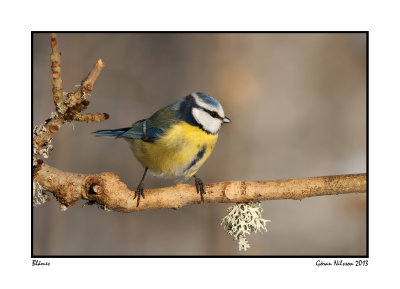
[93,92,230,207]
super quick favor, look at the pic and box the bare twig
[33,34,108,159]
[66,59,105,108]
[50,33,63,110]
[34,163,366,212]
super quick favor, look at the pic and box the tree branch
[34,163,366,212]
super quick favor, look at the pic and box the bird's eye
[210,111,218,118]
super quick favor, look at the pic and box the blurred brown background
[33,33,366,255]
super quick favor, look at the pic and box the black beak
[223,116,231,123]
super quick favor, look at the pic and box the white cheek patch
[192,107,221,134]
[192,93,225,118]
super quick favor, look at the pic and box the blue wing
[93,106,177,142]
[119,119,164,142]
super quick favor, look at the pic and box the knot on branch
[48,123,60,133]
[89,183,103,195]
[85,176,107,199]
[82,172,133,211]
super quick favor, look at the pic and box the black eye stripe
[201,108,222,120]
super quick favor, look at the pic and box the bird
[93,92,230,207]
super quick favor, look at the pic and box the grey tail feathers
[92,128,131,138]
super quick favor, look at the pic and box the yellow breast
[130,121,218,177]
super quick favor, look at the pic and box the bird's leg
[134,168,148,207]
[193,174,206,202]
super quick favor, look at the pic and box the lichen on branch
[221,202,271,251]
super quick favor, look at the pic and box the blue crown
[195,92,221,108]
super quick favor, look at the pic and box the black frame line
[32,31,369,259]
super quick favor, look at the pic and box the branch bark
[34,164,366,212]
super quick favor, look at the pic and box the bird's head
[173,92,230,134]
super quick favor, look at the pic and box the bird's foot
[193,175,206,202]
[133,182,145,207]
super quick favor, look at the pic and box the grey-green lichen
[33,125,53,159]
[33,181,49,207]
[33,120,54,207]
[238,236,250,251]
[221,202,270,251]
